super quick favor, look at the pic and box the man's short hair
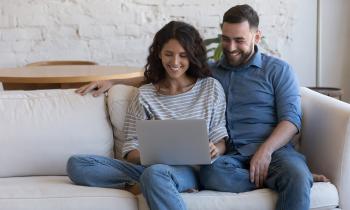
[223,4,259,28]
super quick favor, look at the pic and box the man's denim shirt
[210,46,302,156]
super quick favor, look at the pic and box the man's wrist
[259,143,274,156]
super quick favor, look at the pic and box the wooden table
[0,65,144,90]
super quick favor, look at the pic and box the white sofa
[0,85,348,210]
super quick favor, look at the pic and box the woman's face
[159,39,190,81]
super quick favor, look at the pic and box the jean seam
[166,169,187,210]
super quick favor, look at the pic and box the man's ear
[254,29,262,44]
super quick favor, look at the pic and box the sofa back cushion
[0,89,114,177]
[107,85,138,159]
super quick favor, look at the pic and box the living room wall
[0,0,348,101]
[318,0,350,102]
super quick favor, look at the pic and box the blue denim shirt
[210,46,302,156]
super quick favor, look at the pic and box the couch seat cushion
[0,176,137,210]
[137,182,338,210]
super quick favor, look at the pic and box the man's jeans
[200,145,313,210]
[67,155,198,210]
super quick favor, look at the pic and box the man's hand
[249,121,298,188]
[75,80,113,96]
[249,145,272,188]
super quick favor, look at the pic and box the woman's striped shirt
[122,77,228,157]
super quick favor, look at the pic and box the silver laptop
[136,119,217,165]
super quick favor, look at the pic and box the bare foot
[125,183,141,195]
[313,174,330,182]
[185,188,199,193]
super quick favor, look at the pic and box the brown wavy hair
[143,21,211,84]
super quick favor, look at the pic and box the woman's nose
[170,55,180,66]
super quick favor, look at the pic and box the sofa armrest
[300,87,350,209]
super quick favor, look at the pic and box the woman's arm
[122,91,147,161]
[208,80,229,159]
[76,76,144,96]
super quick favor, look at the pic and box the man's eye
[222,38,230,42]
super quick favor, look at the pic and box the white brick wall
[0,0,297,68]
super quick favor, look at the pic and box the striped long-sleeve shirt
[122,77,228,157]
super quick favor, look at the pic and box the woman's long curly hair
[144,21,211,84]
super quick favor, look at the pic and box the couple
[67,4,327,210]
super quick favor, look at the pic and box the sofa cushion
[137,182,339,210]
[0,176,138,210]
[0,89,114,177]
[107,85,138,159]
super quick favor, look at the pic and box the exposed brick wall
[0,0,295,68]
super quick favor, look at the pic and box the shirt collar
[217,45,262,70]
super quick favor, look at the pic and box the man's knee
[200,155,242,178]
[271,148,312,187]
[199,156,254,192]
[268,160,313,192]
[283,167,313,189]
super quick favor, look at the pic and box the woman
[67,21,228,210]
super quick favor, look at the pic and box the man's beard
[223,45,254,67]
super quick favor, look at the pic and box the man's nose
[226,40,237,52]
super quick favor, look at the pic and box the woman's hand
[209,142,218,158]
[209,139,226,158]
[75,80,113,96]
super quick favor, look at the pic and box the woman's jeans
[67,145,312,210]
[67,155,198,210]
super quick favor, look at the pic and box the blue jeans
[67,155,198,210]
[199,145,313,210]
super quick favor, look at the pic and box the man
[198,5,313,210]
[77,5,317,210]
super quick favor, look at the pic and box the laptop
[136,119,218,166]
